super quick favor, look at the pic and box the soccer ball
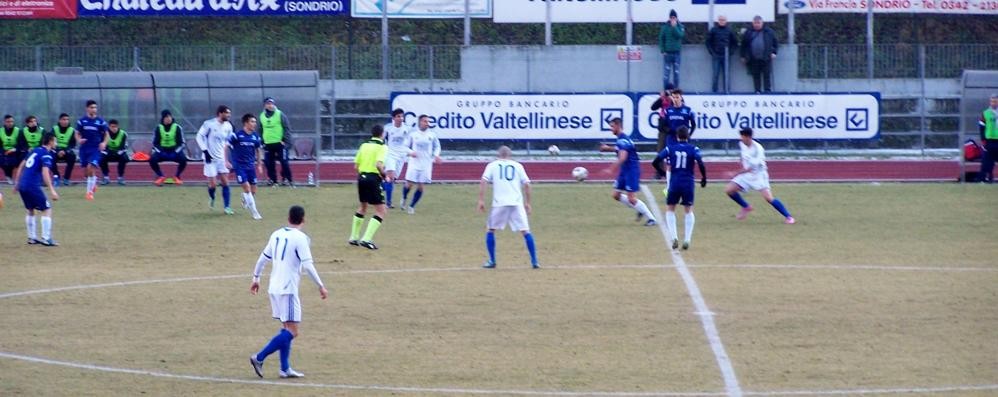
[547,145,560,156]
[571,166,589,182]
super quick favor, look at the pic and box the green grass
[0,183,995,396]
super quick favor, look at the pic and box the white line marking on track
[641,185,744,397]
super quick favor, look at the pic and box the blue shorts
[666,182,695,206]
[235,167,257,185]
[79,149,102,167]
[614,171,640,193]
[19,187,50,211]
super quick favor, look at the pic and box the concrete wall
[326,45,959,99]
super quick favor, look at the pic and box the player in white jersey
[249,205,328,379]
[400,115,441,214]
[724,128,795,224]
[197,105,235,214]
[383,108,416,208]
[478,146,539,269]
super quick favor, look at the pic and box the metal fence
[0,45,462,80]
[799,44,998,79]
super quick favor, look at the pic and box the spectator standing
[150,110,188,186]
[740,15,778,93]
[658,9,685,90]
[706,15,739,93]
[260,97,295,187]
[978,94,998,183]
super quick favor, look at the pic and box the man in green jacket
[658,9,685,90]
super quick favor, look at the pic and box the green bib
[260,109,285,144]
[158,124,179,148]
[108,130,127,151]
[0,127,19,151]
[984,108,998,140]
[23,127,43,149]
[53,125,75,149]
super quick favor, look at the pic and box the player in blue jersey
[653,127,707,250]
[228,114,265,220]
[12,133,59,246]
[75,100,109,201]
[599,117,657,226]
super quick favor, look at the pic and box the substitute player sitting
[725,127,795,224]
[653,127,706,250]
[478,146,539,269]
[228,114,265,220]
[249,205,328,379]
[599,117,657,226]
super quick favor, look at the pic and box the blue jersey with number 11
[658,142,702,185]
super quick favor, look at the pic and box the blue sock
[485,231,496,264]
[770,199,792,218]
[278,330,294,372]
[411,190,423,208]
[208,187,216,201]
[256,328,293,362]
[222,185,231,208]
[383,182,394,204]
[402,186,410,202]
[728,192,749,208]
[524,233,538,265]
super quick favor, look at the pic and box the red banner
[0,0,77,19]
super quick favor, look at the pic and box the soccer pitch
[0,183,996,396]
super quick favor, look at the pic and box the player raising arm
[724,128,794,224]
[599,117,657,226]
[249,205,328,379]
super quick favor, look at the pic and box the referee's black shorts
[357,173,385,205]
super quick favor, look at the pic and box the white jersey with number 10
[482,159,530,207]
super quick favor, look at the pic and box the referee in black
[348,125,389,250]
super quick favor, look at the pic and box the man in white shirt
[478,146,539,269]
[400,115,441,214]
[249,205,328,379]
[724,127,795,224]
[383,108,416,209]
[197,105,235,214]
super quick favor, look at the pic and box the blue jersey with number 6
[18,147,53,189]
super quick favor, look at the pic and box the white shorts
[488,205,530,231]
[269,293,302,323]
[732,171,771,192]
[385,152,407,174]
[405,167,433,184]
[203,161,230,177]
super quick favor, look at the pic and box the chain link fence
[799,44,998,79]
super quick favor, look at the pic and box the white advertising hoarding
[636,93,880,140]
[352,0,491,18]
[391,93,634,139]
[779,0,998,14]
[494,0,774,23]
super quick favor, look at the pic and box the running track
[76,159,972,184]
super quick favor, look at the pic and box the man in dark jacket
[740,15,779,93]
[706,15,739,93]
[150,109,188,186]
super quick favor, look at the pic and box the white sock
[617,195,635,209]
[248,193,259,215]
[41,216,52,240]
[666,211,678,242]
[665,170,671,184]
[632,199,656,222]
[242,192,251,207]
[684,213,695,243]
[25,215,36,240]
[87,176,96,192]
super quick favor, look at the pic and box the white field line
[641,185,743,397]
